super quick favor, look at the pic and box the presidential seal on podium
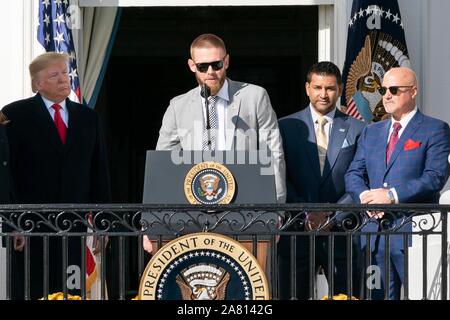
[139,232,270,300]
[184,162,235,205]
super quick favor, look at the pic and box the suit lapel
[322,111,349,182]
[375,120,391,173]
[186,89,203,150]
[32,94,64,152]
[385,111,423,173]
[193,92,204,150]
[300,109,322,180]
[65,99,78,153]
[226,80,242,150]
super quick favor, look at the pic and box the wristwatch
[387,190,395,204]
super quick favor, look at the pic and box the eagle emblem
[184,162,235,204]
[199,173,223,200]
[176,264,231,300]
[346,31,411,122]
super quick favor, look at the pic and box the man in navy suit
[345,67,450,299]
[278,62,365,299]
[0,111,10,205]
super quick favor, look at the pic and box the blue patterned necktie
[202,96,218,150]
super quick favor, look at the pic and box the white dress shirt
[386,106,418,142]
[41,96,69,127]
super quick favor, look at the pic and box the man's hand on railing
[365,211,385,219]
[13,235,26,252]
[143,235,153,254]
[361,188,391,204]
[91,235,109,255]
[305,212,332,231]
[361,188,390,219]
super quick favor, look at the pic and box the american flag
[346,98,363,121]
[37,0,81,102]
[341,0,410,122]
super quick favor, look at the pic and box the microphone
[200,84,212,149]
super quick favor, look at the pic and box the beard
[195,72,226,96]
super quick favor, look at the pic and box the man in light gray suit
[143,33,286,253]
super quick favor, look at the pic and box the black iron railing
[0,203,448,300]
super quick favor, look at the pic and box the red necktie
[386,122,402,163]
[52,104,67,144]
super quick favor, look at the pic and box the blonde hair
[29,52,70,92]
[190,34,227,58]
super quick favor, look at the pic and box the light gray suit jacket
[156,78,286,203]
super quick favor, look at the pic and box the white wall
[0,1,27,108]
[0,1,43,109]
[421,0,450,125]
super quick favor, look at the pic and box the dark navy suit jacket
[345,110,450,249]
[279,107,365,205]
[0,124,10,204]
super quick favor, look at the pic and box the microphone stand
[201,84,212,149]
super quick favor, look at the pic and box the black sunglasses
[378,85,414,95]
[195,60,224,73]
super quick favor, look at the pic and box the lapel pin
[339,128,346,132]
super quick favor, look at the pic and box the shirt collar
[309,104,336,124]
[215,79,229,102]
[41,95,67,112]
[390,106,418,129]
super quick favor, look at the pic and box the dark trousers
[9,236,81,300]
[278,233,360,300]
[361,238,405,300]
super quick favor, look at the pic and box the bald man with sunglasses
[345,67,450,299]
[155,33,286,202]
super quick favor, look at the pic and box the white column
[318,5,333,62]
[332,0,352,69]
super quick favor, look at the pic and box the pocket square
[341,138,350,148]
[404,139,421,151]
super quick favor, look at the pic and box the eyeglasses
[195,60,224,73]
[378,86,415,96]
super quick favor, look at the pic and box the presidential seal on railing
[139,232,269,300]
[184,162,235,204]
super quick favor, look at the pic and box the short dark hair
[190,34,227,58]
[306,61,342,85]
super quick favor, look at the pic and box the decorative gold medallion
[139,232,270,300]
[184,162,235,204]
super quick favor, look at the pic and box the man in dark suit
[3,52,111,299]
[0,112,10,204]
[278,62,365,299]
[345,67,450,299]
